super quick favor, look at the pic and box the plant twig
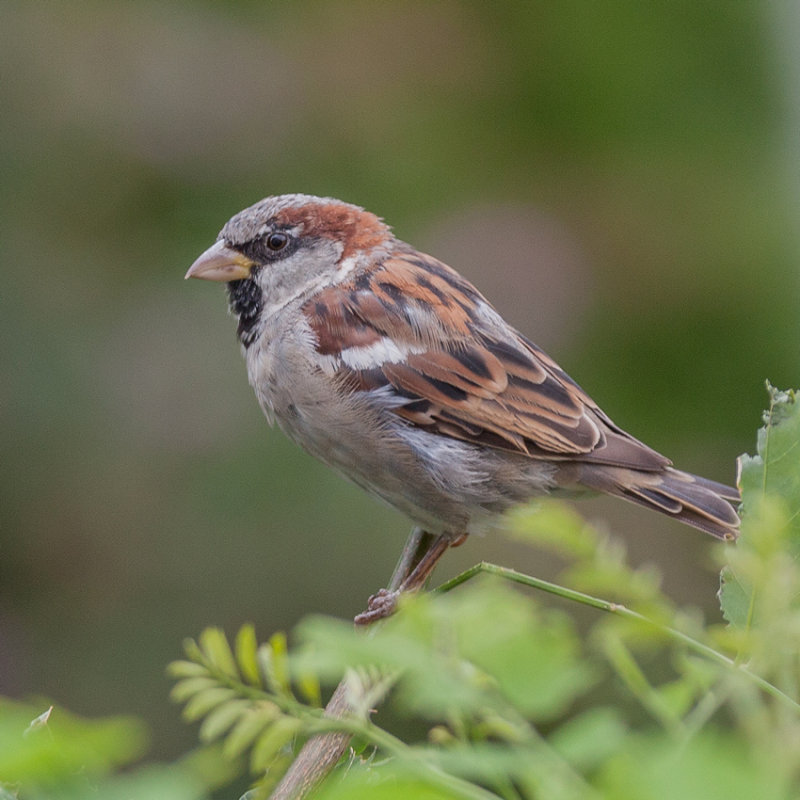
[436,561,800,712]
[268,528,435,800]
[269,550,800,799]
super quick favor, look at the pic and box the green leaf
[505,499,597,559]
[223,705,279,760]
[182,637,205,666]
[249,717,302,773]
[296,671,322,707]
[720,385,800,629]
[258,633,292,697]
[653,678,696,720]
[90,763,209,800]
[738,387,800,546]
[549,707,627,770]
[198,699,251,743]
[297,580,593,723]
[752,387,800,530]
[0,699,148,784]
[313,763,471,800]
[167,660,210,679]
[598,729,788,800]
[447,584,595,720]
[414,742,541,784]
[269,633,291,693]
[182,688,238,722]
[718,566,751,627]
[235,624,262,688]
[199,628,239,679]
[170,677,218,704]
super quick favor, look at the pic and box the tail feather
[627,485,682,514]
[579,465,740,541]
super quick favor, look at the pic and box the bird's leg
[386,527,436,589]
[354,531,455,625]
[270,527,443,800]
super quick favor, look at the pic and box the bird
[186,193,740,623]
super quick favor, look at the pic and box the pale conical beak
[185,240,256,282]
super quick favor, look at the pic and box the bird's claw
[354,588,400,625]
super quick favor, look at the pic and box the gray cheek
[258,239,344,306]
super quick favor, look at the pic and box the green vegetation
[3,4,798,797]
[4,386,799,799]
[4,3,796,765]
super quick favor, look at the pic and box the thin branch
[268,528,435,800]
[436,561,800,713]
[268,548,800,800]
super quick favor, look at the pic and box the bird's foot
[354,588,400,626]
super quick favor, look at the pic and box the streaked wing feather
[303,251,670,470]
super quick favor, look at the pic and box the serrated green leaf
[199,699,251,743]
[720,385,800,629]
[740,387,800,544]
[167,660,210,679]
[182,688,238,722]
[170,677,219,704]
[249,716,302,773]
[200,628,239,679]
[718,565,751,627]
[223,705,279,760]
[235,624,262,688]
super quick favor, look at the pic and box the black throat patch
[227,277,262,347]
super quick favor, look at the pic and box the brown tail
[579,465,740,540]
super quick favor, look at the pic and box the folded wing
[304,251,669,472]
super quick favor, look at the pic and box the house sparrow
[186,194,740,622]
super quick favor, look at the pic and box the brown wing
[304,250,670,472]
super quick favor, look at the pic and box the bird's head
[186,193,392,344]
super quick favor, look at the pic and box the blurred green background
[2,0,798,762]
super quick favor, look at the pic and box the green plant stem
[682,685,730,743]
[600,633,685,735]
[313,713,601,800]
[308,718,503,800]
[436,562,800,713]
[204,657,590,800]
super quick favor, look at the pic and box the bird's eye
[266,232,289,251]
